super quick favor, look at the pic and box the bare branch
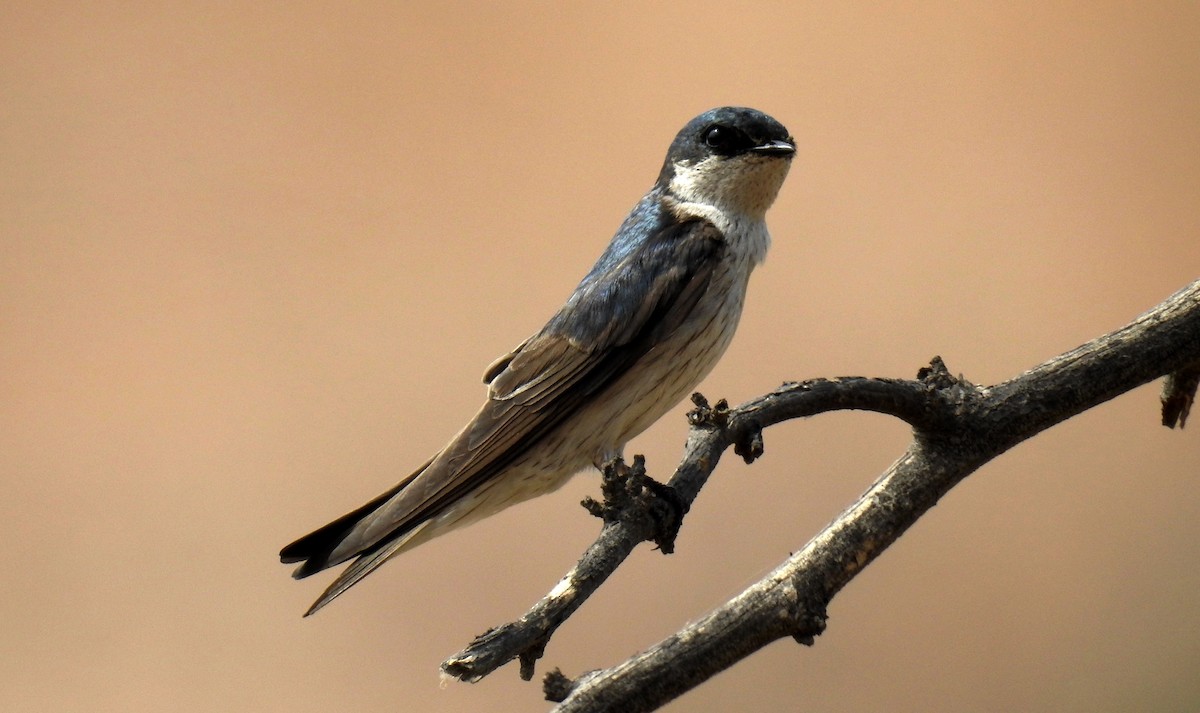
[443,279,1200,711]
[442,375,955,682]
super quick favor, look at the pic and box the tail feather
[301,521,433,616]
[280,458,433,579]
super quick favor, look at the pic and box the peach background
[3,3,1199,711]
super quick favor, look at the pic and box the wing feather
[377,215,726,537]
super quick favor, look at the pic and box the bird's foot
[582,455,688,554]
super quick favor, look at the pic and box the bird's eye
[704,126,727,149]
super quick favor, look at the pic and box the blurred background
[3,2,1199,711]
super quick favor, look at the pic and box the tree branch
[443,279,1200,711]
[441,375,952,683]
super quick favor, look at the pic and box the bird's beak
[750,139,796,157]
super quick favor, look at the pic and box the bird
[280,106,795,616]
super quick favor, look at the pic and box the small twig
[1162,361,1200,428]
[442,404,733,683]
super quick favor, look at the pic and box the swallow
[281,106,795,615]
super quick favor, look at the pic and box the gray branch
[443,279,1200,711]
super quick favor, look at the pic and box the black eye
[704,126,727,149]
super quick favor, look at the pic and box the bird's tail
[279,458,434,613]
[297,521,433,616]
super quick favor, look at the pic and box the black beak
[750,139,796,156]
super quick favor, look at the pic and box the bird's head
[660,107,795,218]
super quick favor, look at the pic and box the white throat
[666,154,790,267]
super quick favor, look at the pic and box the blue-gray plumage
[281,107,795,615]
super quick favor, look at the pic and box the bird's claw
[582,456,687,553]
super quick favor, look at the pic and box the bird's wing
[366,216,726,538]
[281,215,724,594]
